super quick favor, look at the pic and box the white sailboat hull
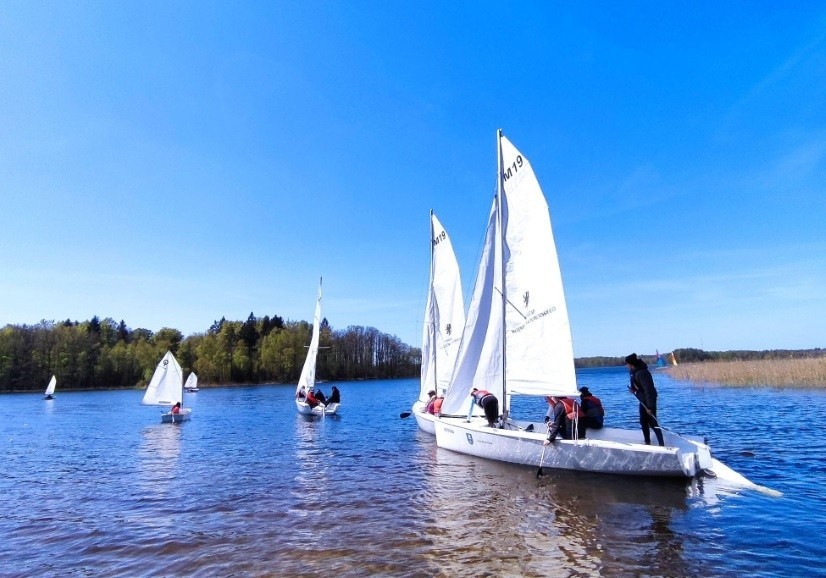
[295,400,339,416]
[434,416,713,478]
[161,408,192,424]
[411,400,438,435]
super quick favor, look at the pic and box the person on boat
[423,390,437,413]
[314,389,327,404]
[171,402,181,415]
[470,388,499,427]
[543,396,582,442]
[297,386,307,400]
[432,395,444,416]
[305,389,320,408]
[327,386,341,405]
[578,386,605,430]
[625,353,665,446]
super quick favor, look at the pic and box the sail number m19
[502,155,524,182]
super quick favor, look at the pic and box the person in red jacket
[305,389,320,408]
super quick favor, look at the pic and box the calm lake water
[2,366,825,577]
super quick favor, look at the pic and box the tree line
[0,314,421,393]
[575,347,826,368]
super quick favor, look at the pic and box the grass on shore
[666,357,826,388]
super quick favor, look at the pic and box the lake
[1,366,824,577]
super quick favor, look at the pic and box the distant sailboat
[185,372,199,392]
[670,352,679,366]
[656,350,666,368]
[44,375,56,400]
[142,351,190,423]
[295,278,339,416]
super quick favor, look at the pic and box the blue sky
[1,2,824,357]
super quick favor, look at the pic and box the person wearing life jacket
[432,395,444,416]
[171,402,181,415]
[305,389,320,408]
[470,388,499,427]
[578,386,605,430]
[423,390,437,413]
[544,396,583,442]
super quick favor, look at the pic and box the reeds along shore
[666,357,826,388]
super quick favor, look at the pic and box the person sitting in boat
[314,389,327,404]
[578,387,605,430]
[305,389,320,408]
[423,390,437,413]
[327,386,341,405]
[543,396,582,442]
[171,402,181,415]
[432,395,444,416]
[470,388,499,427]
[296,386,307,400]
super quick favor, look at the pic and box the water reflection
[137,424,182,501]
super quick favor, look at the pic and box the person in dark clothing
[314,389,327,404]
[327,386,341,404]
[470,388,499,427]
[578,386,604,430]
[625,353,665,446]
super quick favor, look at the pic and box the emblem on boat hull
[466,433,474,445]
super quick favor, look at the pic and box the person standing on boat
[470,388,499,427]
[578,387,605,430]
[625,353,665,446]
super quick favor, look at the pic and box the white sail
[44,375,56,396]
[442,132,578,416]
[184,372,198,390]
[142,351,184,406]
[420,211,465,402]
[296,278,322,395]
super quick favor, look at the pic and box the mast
[429,209,438,394]
[496,129,508,414]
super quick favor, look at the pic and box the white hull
[161,408,191,424]
[434,416,713,478]
[295,400,339,416]
[411,400,437,435]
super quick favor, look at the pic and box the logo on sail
[523,291,530,308]
[445,323,452,336]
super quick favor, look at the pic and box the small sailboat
[142,351,190,423]
[185,372,199,392]
[670,352,679,366]
[43,375,56,400]
[412,211,465,434]
[433,130,742,478]
[295,278,339,416]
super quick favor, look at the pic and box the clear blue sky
[2,2,825,357]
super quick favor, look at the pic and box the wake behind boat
[295,278,339,416]
[142,351,190,423]
[432,130,750,480]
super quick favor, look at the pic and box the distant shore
[666,357,826,388]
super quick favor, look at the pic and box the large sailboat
[295,278,339,416]
[433,131,726,478]
[142,351,190,423]
[412,211,465,434]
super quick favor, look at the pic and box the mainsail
[142,351,184,406]
[296,278,323,396]
[441,131,578,416]
[185,372,198,390]
[420,211,465,402]
[44,375,56,397]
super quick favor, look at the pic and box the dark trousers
[480,395,499,425]
[639,402,664,446]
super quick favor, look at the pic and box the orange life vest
[559,397,584,419]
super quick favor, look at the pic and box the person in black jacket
[625,353,665,446]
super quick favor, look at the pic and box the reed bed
[666,357,826,388]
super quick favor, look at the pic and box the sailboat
[142,351,190,423]
[43,375,56,400]
[412,211,465,434]
[433,130,724,478]
[185,372,199,392]
[295,278,339,416]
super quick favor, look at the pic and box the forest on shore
[0,314,420,393]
